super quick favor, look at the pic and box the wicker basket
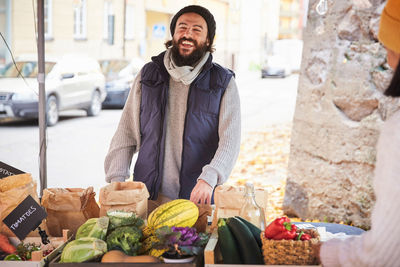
[260,229,320,265]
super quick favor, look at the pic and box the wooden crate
[204,230,322,267]
[49,242,203,267]
[49,253,200,267]
[2,230,71,267]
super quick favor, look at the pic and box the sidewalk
[228,123,292,221]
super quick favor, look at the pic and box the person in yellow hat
[317,0,400,266]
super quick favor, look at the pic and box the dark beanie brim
[170,5,216,45]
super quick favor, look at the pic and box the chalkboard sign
[0,161,25,179]
[3,195,47,240]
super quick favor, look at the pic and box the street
[0,73,298,195]
[238,73,298,132]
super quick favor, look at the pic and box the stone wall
[283,0,400,228]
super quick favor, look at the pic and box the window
[44,0,52,39]
[73,0,87,39]
[125,5,134,40]
[103,1,113,39]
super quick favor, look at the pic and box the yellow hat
[378,0,400,53]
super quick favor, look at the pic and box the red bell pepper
[0,233,16,254]
[264,217,297,240]
[296,231,311,241]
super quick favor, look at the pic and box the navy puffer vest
[134,51,234,200]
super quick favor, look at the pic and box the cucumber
[217,218,242,264]
[235,216,262,248]
[226,217,264,264]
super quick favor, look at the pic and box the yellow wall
[12,0,36,57]
[8,0,240,67]
[145,11,170,61]
[11,0,132,60]
[278,0,301,39]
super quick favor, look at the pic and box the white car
[100,58,144,108]
[0,54,106,126]
[261,39,303,78]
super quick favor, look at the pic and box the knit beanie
[378,0,400,53]
[170,5,216,45]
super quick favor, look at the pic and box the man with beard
[104,5,241,206]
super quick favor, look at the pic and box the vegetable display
[106,226,142,256]
[147,199,199,232]
[16,242,41,261]
[264,216,313,241]
[261,217,320,265]
[0,234,55,262]
[296,231,311,241]
[51,199,209,263]
[226,217,264,264]
[101,250,160,263]
[217,218,242,264]
[107,210,144,230]
[264,216,297,240]
[0,233,16,254]
[236,216,262,248]
[75,216,109,240]
[139,235,160,254]
[60,237,107,263]
[4,254,22,261]
[154,226,209,258]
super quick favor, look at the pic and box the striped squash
[147,199,199,230]
[142,225,154,239]
[149,248,168,259]
[139,235,159,254]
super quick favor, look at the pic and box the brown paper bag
[41,187,99,237]
[211,184,268,229]
[194,204,212,233]
[99,181,149,219]
[0,173,47,237]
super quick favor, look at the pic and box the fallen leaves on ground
[226,123,291,221]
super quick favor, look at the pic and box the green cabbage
[60,237,107,263]
[106,210,144,230]
[75,217,109,240]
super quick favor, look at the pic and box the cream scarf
[163,48,210,85]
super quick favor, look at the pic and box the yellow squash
[147,199,199,230]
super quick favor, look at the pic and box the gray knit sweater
[320,109,400,266]
[104,54,241,200]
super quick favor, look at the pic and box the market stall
[0,171,366,267]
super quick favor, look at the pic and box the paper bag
[194,204,212,233]
[41,187,99,237]
[211,184,268,229]
[0,173,47,237]
[99,181,149,219]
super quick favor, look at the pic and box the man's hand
[190,179,213,205]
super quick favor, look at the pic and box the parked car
[100,58,144,108]
[261,39,303,78]
[261,54,291,78]
[0,54,106,126]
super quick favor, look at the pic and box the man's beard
[171,37,208,67]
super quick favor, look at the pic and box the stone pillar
[283,0,399,228]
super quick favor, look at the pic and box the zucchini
[226,217,264,264]
[235,216,262,248]
[217,218,242,264]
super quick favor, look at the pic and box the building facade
[0,0,304,73]
[0,0,244,69]
[278,0,303,39]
